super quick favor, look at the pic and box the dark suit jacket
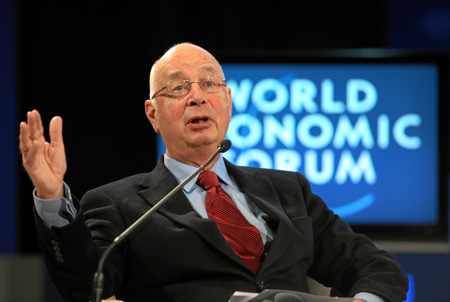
[35,157,408,302]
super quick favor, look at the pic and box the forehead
[165,65,219,82]
[156,47,223,82]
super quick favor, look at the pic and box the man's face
[145,44,232,160]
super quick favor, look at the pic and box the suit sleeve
[34,189,127,302]
[295,173,409,302]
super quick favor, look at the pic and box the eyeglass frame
[150,75,227,100]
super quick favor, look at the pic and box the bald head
[149,43,225,100]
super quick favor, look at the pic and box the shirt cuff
[33,182,77,228]
[354,292,384,302]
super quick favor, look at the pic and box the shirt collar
[164,154,232,193]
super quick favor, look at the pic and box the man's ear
[145,99,160,133]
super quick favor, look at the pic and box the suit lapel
[137,157,244,268]
[224,161,298,272]
[137,157,299,274]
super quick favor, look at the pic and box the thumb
[49,116,64,146]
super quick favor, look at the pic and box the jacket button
[256,280,266,290]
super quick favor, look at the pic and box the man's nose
[187,82,206,106]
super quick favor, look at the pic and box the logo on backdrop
[223,76,422,217]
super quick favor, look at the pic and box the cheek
[160,104,184,127]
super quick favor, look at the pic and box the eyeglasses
[151,75,227,99]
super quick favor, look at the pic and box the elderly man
[19,43,408,302]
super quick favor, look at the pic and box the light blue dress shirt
[34,182,76,228]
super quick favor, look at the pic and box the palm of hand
[19,110,67,199]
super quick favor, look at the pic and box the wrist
[36,184,64,200]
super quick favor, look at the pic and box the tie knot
[197,171,220,190]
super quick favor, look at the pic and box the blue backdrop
[221,63,439,225]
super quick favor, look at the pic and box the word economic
[225,78,422,185]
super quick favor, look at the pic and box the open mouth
[191,118,208,124]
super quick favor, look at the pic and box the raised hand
[19,110,67,199]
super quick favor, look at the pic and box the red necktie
[197,171,264,274]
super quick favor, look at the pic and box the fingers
[29,110,45,140]
[19,121,31,153]
[19,110,43,154]
[19,110,64,157]
[20,110,64,144]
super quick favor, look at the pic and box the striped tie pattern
[197,171,264,274]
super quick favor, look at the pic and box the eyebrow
[199,66,217,74]
[167,71,186,81]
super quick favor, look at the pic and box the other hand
[19,110,67,199]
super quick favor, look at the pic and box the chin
[188,136,221,149]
